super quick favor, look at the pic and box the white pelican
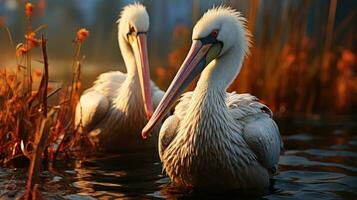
[142,6,283,192]
[75,3,164,151]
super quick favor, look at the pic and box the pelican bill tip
[141,129,149,140]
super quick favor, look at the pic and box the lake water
[1,117,356,199]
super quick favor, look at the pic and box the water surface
[1,117,356,199]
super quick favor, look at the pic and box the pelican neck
[118,33,139,78]
[183,44,244,130]
[113,34,144,109]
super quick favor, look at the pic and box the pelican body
[76,4,163,151]
[142,7,283,192]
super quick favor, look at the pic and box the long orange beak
[132,33,153,120]
[142,40,212,139]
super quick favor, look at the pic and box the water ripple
[0,121,356,199]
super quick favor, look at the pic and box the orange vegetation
[155,2,356,116]
[76,28,90,43]
[25,2,33,17]
[0,16,6,28]
[0,2,89,198]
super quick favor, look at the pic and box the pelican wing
[76,71,126,131]
[91,71,127,98]
[75,90,109,132]
[227,92,283,175]
[158,115,180,161]
[226,92,273,118]
[158,92,192,161]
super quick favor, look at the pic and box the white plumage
[75,4,164,151]
[142,6,283,192]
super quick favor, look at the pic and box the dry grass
[0,2,89,199]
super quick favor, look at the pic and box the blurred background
[0,0,356,117]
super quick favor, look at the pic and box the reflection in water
[72,159,127,198]
[0,118,356,199]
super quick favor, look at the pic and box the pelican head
[117,3,153,119]
[142,6,251,138]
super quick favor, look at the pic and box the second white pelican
[142,6,283,191]
[75,4,164,151]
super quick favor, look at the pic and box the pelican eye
[211,29,219,38]
[127,25,137,36]
[127,25,137,43]
[129,26,136,34]
[199,29,221,45]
